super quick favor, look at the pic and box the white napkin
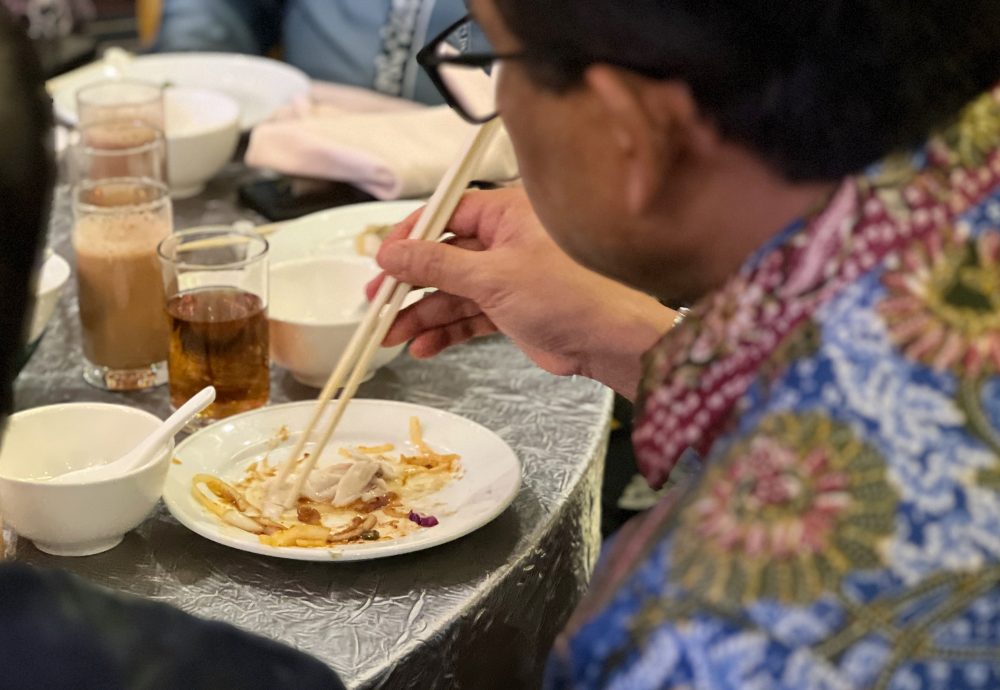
[244,82,519,199]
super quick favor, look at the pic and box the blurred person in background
[152,0,467,105]
[0,0,93,41]
[0,0,96,77]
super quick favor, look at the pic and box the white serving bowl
[269,256,413,388]
[0,403,173,556]
[27,250,70,345]
[165,87,241,198]
[50,51,310,131]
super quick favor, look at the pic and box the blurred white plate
[48,52,310,130]
[164,399,521,561]
[267,199,424,264]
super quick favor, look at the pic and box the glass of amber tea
[158,227,269,426]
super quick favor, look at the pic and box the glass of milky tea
[76,79,165,132]
[70,120,166,183]
[72,178,173,390]
[157,228,270,427]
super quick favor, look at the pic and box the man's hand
[369,188,675,399]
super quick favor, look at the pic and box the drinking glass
[70,120,166,183]
[72,178,173,390]
[76,79,165,131]
[158,228,270,426]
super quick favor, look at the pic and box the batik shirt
[547,89,1000,689]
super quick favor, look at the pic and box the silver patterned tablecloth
[12,168,613,690]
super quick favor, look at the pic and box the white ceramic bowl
[49,51,310,130]
[0,403,173,556]
[165,87,241,198]
[27,251,70,345]
[269,256,414,388]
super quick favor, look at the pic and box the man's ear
[584,65,708,213]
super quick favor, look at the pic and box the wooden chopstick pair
[268,117,504,510]
[174,221,285,253]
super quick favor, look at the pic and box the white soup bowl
[165,87,241,198]
[0,403,173,556]
[269,256,414,388]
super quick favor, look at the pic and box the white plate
[164,400,521,561]
[49,52,310,130]
[267,200,425,265]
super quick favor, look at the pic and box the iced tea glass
[73,178,173,390]
[76,79,165,131]
[158,228,270,426]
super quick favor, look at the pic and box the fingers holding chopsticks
[377,238,493,299]
[272,119,505,508]
[364,235,485,298]
[383,290,496,354]
[408,313,500,358]
[383,188,511,246]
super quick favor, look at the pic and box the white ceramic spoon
[50,386,216,484]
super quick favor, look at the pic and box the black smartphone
[238,176,377,222]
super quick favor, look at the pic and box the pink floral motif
[670,413,897,606]
[695,438,851,559]
[879,225,1000,378]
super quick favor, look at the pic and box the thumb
[376,239,486,300]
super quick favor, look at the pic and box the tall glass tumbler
[158,228,270,426]
[73,178,173,390]
[70,120,166,183]
[76,79,165,131]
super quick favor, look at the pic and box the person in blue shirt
[152,0,467,105]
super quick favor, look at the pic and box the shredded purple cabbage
[408,511,439,528]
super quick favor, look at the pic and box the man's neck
[649,146,838,302]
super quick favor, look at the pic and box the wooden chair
[136,0,163,46]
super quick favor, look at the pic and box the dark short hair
[493,0,1000,181]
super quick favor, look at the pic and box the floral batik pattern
[547,88,1000,690]
[671,412,897,607]
[879,224,1000,378]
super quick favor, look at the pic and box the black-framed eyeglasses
[418,14,678,125]
[417,14,523,124]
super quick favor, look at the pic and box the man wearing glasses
[378,0,1000,687]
